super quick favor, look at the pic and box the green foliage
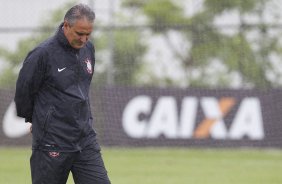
[92,30,146,86]
[123,0,282,89]
[113,31,147,85]
[143,0,187,26]
[205,0,262,13]
[0,0,146,87]
[2,0,282,89]
[121,0,146,9]
[0,2,75,88]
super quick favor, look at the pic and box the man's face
[63,18,93,49]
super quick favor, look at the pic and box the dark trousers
[30,147,111,184]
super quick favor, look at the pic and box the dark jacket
[15,23,99,152]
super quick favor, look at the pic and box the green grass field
[0,147,281,184]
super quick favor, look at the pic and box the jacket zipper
[76,53,86,100]
[76,53,87,150]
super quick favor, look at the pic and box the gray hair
[64,4,95,26]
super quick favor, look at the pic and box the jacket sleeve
[14,48,47,123]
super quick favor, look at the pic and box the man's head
[63,4,95,49]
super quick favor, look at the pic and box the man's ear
[63,21,70,30]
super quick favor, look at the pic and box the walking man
[15,4,111,184]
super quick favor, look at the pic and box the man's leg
[71,148,111,184]
[30,150,74,184]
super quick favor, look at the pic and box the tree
[0,1,147,88]
[2,0,282,89]
[93,28,146,87]
[93,5,147,86]
[0,3,72,87]
[122,0,282,89]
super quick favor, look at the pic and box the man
[15,4,111,184]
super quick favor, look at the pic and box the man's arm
[14,48,46,122]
